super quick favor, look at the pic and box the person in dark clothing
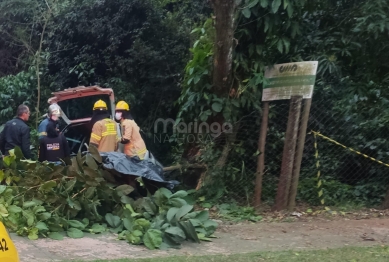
[38,120,70,164]
[0,104,32,159]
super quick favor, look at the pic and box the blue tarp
[99,151,179,190]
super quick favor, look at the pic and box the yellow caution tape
[310,130,389,168]
[312,132,325,205]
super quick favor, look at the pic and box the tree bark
[35,3,52,128]
[253,101,270,209]
[210,0,239,96]
[274,96,302,211]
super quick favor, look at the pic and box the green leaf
[67,228,84,238]
[8,205,22,213]
[277,39,283,53]
[48,232,64,240]
[196,211,209,222]
[39,180,57,192]
[22,210,34,226]
[123,218,133,230]
[110,224,124,234]
[283,0,288,9]
[134,219,150,231]
[48,223,64,232]
[286,4,293,17]
[189,219,202,227]
[142,198,157,215]
[36,221,49,231]
[86,153,98,170]
[169,198,187,208]
[212,103,223,113]
[175,205,193,220]
[120,195,134,204]
[170,190,188,199]
[242,8,251,18]
[23,201,37,208]
[198,233,213,241]
[0,204,9,218]
[203,220,218,235]
[115,185,134,196]
[38,212,51,221]
[260,0,268,8]
[167,207,179,222]
[28,232,38,240]
[3,156,14,166]
[105,213,122,228]
[272,0,281,13]
[67,198,82,210]
[88,145,102,163]
[90,223,106,234]
[126,231,142,245]
[283,38,290,53]
[154,188,172,206]
[162,234,182,249]
[33,205,46,214]
[165,226,186,239]
[67,220,86,230]
[64,179,76,192]
[13,146,24,160]
[82,218,89,226]
[84,187,96,199]
[178,221,200,243]
[0,181,5,191]
[143,229,162,250]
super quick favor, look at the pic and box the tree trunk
[210,0,239,96]
[382,187,389,209]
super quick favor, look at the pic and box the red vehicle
[47,85,121,155]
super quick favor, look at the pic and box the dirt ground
[13,216,389,262]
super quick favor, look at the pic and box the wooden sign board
[262,61,318,101]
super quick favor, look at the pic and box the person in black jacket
[38,120,70,164]
[0,104,32,159]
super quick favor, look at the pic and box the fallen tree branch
[163,164,206,172]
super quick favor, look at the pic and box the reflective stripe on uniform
[91,133,101,141]
[137,148,147,156]
[102,131,117,136]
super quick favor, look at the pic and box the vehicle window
[57,95,112,120]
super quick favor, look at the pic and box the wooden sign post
[253,61,318,210]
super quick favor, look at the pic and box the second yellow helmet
[116,101,130,111]
[93,99,107,110]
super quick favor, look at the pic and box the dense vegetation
[0,0,389,212]
[0,146,217,249]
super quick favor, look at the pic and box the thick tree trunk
[210,0,239,96]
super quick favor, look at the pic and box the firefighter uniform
[121,119,147,159]
[90,118,118,152]
[89,100,119,152]
[115,100,147,159]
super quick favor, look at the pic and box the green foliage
[0,69,36,124]
[0,146,217,249]
[213,202,262,222]
[297,177,387,207]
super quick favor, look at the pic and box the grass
[74,245,389,262]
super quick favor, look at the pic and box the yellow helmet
[93,99,107,110]
[116,101,130,111]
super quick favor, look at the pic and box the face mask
[115,112,122,121]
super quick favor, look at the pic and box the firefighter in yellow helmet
[89,99,119,152]
[115,101,147,160]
